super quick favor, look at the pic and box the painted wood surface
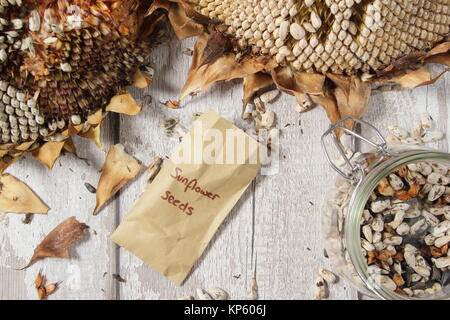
[0,38,448,300]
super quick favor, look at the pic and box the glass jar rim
[344,149,450,300]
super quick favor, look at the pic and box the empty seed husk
[247,277,258,300]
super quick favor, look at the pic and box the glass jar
[322,117,450,300]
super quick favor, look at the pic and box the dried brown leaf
[377,249,395,261]
[375,41,450,83]
[328,75,372,127]
[243,72,274,103]
[198,27,232,68]
[23,217,88,269]
[0,174,48,214]
[391,68,431,89]
[32,141,65,170]
[106,93,142,115]
[147,0,208,40]
[272,67,326,96]
[180,32,274,99]
[426,53,450,67]
[93,144,141,215]
[427,42,450,56]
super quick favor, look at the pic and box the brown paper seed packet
[111,110,266,285]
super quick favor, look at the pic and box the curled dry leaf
[93,144,141,215]
[180,31,275,100]
[0,174,48,215]
[243,72,274,104]
[23,217,88,269]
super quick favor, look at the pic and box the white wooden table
[0,38,449,300]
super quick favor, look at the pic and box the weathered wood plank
[251,95,359,299]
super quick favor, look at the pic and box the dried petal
[80,125,103,150]
[32,141,65,170]
[0,174,48,214]
[93,145,141,215]
[132,70,153,89]
[243,73,274,103]
[106,93,142,115]
[180,32,274,99]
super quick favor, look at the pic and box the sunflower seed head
[191,0,449,74]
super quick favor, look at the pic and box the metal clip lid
[321,117,391,182]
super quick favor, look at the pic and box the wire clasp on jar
[321,117,393,183]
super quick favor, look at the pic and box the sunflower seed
[196,288,213,300]
[247,277,258,300]
[206,287,228,300]
[319,269,338,284]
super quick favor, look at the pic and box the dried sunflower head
[0,0,164,168]
[153,0,450,127]
[189,0,449,75]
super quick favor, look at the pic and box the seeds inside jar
[360,161,450,298]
